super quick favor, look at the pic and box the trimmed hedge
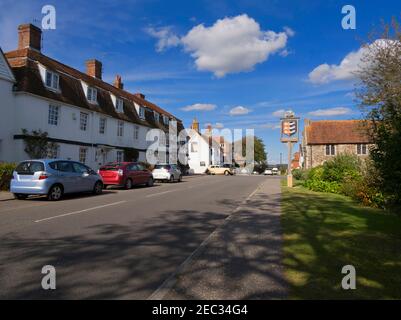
[0,163,16,191]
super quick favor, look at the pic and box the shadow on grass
[282,186,401,299]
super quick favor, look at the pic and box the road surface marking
[34,201,127,223]
[147,179,266,300]
[145,190,179,198]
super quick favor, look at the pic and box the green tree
[356,18,401,207]
[241,136,267,163]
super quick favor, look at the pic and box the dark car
[99,162,154,189]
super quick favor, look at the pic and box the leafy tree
[356,18,401,207]
[21,129,57,159]
[241,136,267,163]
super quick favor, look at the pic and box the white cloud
[272,109,288,117]
[180,14,292,77]
[229,106,251,116]
[204,122,224,129]
[181,103,217,111]
[308,40,394,84]
[146,26,181,52]
[259,123,281,130]
[308,107,352,117]
[283,26,295,37]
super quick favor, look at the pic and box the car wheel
[224,170,230,176]
[147,177,154,187]
[93,181,103,195]
[14,193,28,200]
[124,178,133,190]
[103,184,108,190]
[48,185,63,201]
[169,175,174,183]
[178,175,182,182]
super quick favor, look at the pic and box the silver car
[152,164,182,182]
[10,159,104,201]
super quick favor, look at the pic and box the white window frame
[325,144,336,156]
[80,112,89,131]
[79,147,87,164]
[116,98,124,113]
[45,70,59,90]
[357,144,367,155]
[154,111,159,122]
[99,117,107,134]
[139,107,145,119]
[48,105,59,126]
[117,121,124,137]
[87,86,97,103]
[47,144,59,159]
[116,150,124,163]
[163,115,169,125]
[134,125,139,140]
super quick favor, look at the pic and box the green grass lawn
[281,183,401,299]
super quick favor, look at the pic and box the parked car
[206,165,234,176]
[264,169,273,175]
[152,164,182,182]
[272,168,279,175]
[10,160,103,201]
[99,162,154,189]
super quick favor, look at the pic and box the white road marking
[145,190,178,198]
[34,201,127,223]
[147,179,266,300]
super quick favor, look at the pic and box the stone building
[301,119,374,169]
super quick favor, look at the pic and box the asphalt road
[0,175,274,299]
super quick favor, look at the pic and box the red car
[98,162,154,189]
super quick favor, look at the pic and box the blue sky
[1,0,400,164]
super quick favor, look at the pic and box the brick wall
[304,144,374,169]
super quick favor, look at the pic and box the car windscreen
[154,165,171,170]
[100,164,123,171]
[15,161,45,175]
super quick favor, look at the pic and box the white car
[152,164,182,182]
[264,169,273,175]
[272,168,279,175]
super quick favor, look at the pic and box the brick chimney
[86,59,102,79]
[18,24,42,51]
[113,75,123,89]
[134,93,145,99]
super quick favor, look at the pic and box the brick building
[301,119,374,169]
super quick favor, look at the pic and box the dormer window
[139,106,145,119]
[45,70,59,90]
[154,111,159,122]
[116,98,124,113]
[87,86,97,103]
[163,115,169,125]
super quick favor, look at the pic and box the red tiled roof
[5,48,183,131]
[305,120,373,145]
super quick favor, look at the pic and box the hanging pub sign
[280,114,299,143]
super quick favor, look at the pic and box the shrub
[0,162,16,191]
[292,168,309,181]
[304,156,388,210]
[307,166,324,181]
[304,179,341,193]
[322,153,362,183]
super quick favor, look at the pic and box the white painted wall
[0,78,16,163]
[187,131,222,174]
[7,92,153,169]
